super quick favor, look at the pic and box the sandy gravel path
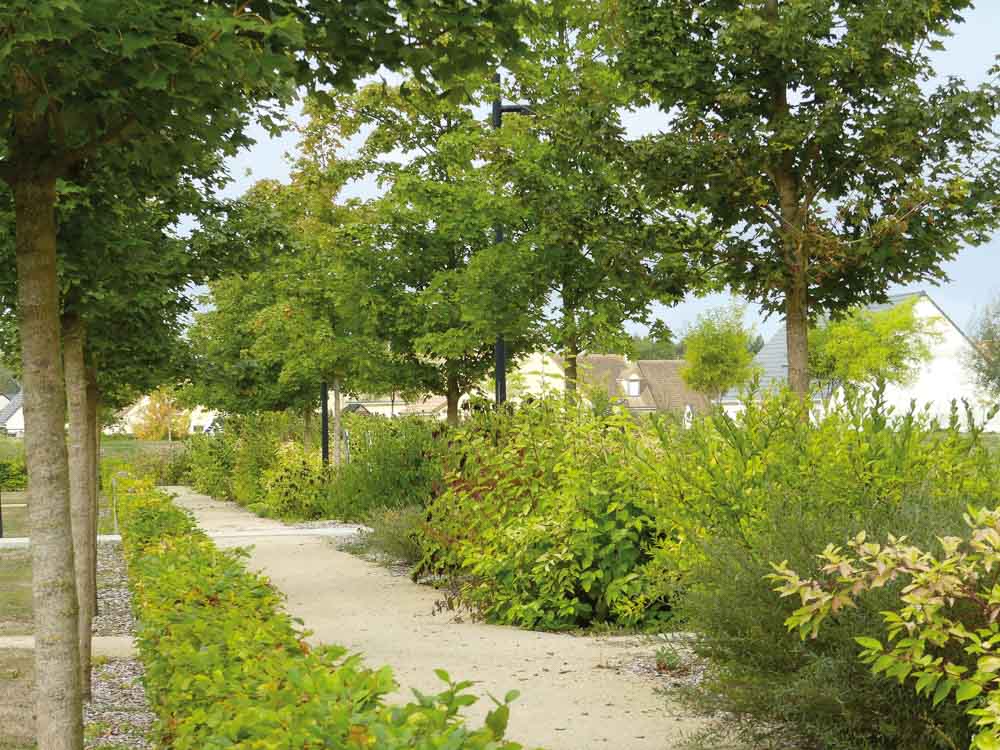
[166,486,703,750]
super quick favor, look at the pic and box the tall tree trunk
[785,264,809,397]
[564,339,579,396]
[332,379,342,466]
[86,370,99,618]
[13,176,84,750]
[61,314,94,700]
[446,373,460,426]
[765,0,810,400]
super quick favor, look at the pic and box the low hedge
[117,475,526,749]
[0,455,27,491]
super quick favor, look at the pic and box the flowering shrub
[770,507,1000,750]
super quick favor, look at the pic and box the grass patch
[0,648,35,748]
[101,438,180,462]
[0,493,27,538]
[0,551,32,635]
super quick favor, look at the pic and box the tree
[134,388,190,441]
[631,331,681,360]
[299,83,532,424]
[490,1,706,392]
[615,0,1000,398]
[968,296,1000,398]
[809,297,938,394]
[681,305,758,402]
[0,3,520,745]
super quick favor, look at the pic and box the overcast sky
[220,3,999,343]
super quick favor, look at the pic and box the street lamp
[491,72,532,406]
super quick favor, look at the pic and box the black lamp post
[491,72,531,406]
[320,381,329,467]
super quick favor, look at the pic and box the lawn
[0,649,35,750]
[0,491,28,539]
[0,550,33,635]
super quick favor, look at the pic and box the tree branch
[53,116,141,176]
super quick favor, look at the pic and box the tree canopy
[968,296,1000,398]
[681,305,758,401]
[614,0,1000,396]
[809,296,938,393]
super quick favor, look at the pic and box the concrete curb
[0,526,362,550]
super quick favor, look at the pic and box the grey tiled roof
[0,391,23,427]
[722,291,928,401]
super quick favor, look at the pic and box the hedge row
[186,413,444,521]
[0,456,27,491]
[117,475,526,749]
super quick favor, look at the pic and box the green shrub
[414,401,673,631]
[186,429,237,500]
[114,444,191,486]
[325,415,445,520]
[260,441,328,519]
[231,412,303,506]
[117,474,526,750]
[667,389,1000,750]
[0,454,27,491]
[771,507,1000,750]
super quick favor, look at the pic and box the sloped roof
[574,355,707,413]
[637,360,710,412]
[721,290,947,402]
[0,391,23,427]
[576,354,629,396]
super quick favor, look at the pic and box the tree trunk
[564,339,579,396]
[562,294,579,395]
[446,373,460,426]
[785,267,810,398]
[86,370,99,618]
[765,0,810,400]
[13,176,84,750]
[332,379,342,466]
[61,314,94,700]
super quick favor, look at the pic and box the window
[625,378,641,397]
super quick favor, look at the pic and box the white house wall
[881,296,999,431]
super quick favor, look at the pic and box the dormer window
[625,377,641,397]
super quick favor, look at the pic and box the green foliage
[770,505,1000,750]
[615,0,1000,392]
[0,454,26,491]
[663,390,1000,750]
[969,296,1000,399]
[258,442,329,520]
[630,333,682,360]
[187,430,238,501]
[325,416,445,521]
[116,474,527,750]
[680,304,758,401]
[810,297,938,392]
[414,401,673,630]
[102,444,190,487]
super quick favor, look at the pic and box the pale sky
[220,3,1000,343]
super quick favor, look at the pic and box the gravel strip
[85,658,154,749]
[85,540,155,749]
[93,541,135,637]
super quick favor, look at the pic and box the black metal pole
[492,73,507,406]
[320,382,329,467]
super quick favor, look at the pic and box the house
[0,391,25,438]
[719,291,1000,431]
[509,352,709,418]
